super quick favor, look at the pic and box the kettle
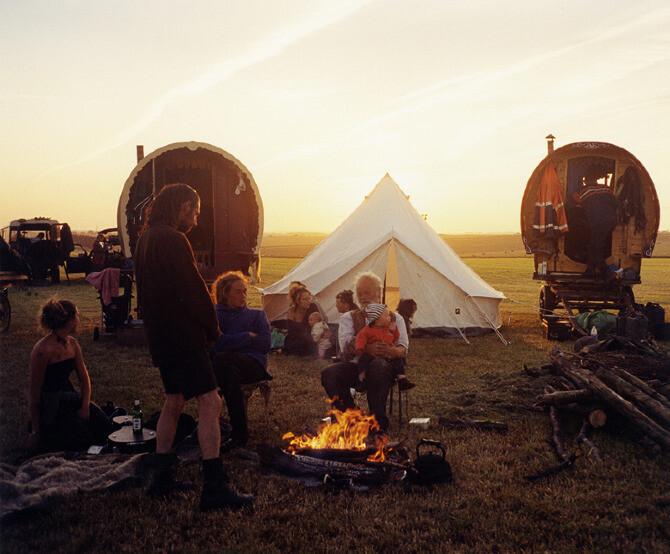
[407,439,453,485]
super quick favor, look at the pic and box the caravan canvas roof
[261,174,504,337]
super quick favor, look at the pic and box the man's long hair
[145,183,199,227]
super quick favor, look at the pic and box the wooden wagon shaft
[257,444,390,484]
[550,347,670,448]
[535,389,595,407]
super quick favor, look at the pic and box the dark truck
[1,218,92,283]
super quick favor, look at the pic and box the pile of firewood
[524,339,670,480]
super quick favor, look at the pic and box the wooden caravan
[520,138,660,338]
[117,142,263,282]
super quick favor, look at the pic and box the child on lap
[355,303,415,391]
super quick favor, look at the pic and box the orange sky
[2,1,669,234]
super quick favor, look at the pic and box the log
[535,389,595,407]
[592,364,670,428]
[588,409,607,429]
[550,347,670,448]
[257,444,390,484]
[548,405,568,462]
[576,419,602,462]
[609,367,670,411]
[293,447,377,462]
[438,418,508,432]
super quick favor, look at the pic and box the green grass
[1,258,669,552]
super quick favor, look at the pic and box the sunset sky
[2,1,669,235]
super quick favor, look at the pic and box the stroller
[87,268,134,340]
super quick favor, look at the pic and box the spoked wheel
[0,291,11,333]
[539,285,557,321]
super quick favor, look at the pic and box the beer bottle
[132,397,143,434]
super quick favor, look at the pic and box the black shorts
[158,348,218,401]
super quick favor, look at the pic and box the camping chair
[240,380,277,431]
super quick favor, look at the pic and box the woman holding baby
[282,281,328,357]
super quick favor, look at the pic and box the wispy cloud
[38,0,374,179]
[256,5,670,169]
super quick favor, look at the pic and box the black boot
[148,453,196,498]
[200,458,253,512]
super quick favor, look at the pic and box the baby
[355,303,415,391]
[309,311,332,359]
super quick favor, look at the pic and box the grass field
[1,257,669,552]
[257,231,670,259]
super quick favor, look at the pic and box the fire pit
[258,408,411,485]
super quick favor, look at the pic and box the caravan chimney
[545,134,555,154]
[136,145,144,162]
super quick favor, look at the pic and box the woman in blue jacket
[210,271,271,450]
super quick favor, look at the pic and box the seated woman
[29,298,112,451]
[283,281,326,356]
[210,271,271,450]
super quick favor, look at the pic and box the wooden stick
[523,452,579,482]
[548,405,568,462]
[438,418,508,432]
[550,347,670,448]
[535,389,594,407]
[576,419,602,462]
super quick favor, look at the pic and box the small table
[108,425,156,454]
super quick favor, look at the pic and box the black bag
[616,313,648,342]
[644,303,666,339]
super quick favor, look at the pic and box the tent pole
[466,295,509,345]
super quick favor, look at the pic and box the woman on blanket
[29,298,112,451]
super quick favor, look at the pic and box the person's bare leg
[196,390,222,459]
[156,393,185,453]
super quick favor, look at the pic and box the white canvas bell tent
[261,174,505,338]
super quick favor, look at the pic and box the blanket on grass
[0,452,149,519]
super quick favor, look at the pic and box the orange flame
[283,407,388,462]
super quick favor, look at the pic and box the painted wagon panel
[521,141,659,278]
[117,141,263,282]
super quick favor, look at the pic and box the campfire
[282,407,389,462]
[257,407,409,486]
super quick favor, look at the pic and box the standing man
[572,166,618,280]
[134,183,252,512]
[321,272,408,432]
